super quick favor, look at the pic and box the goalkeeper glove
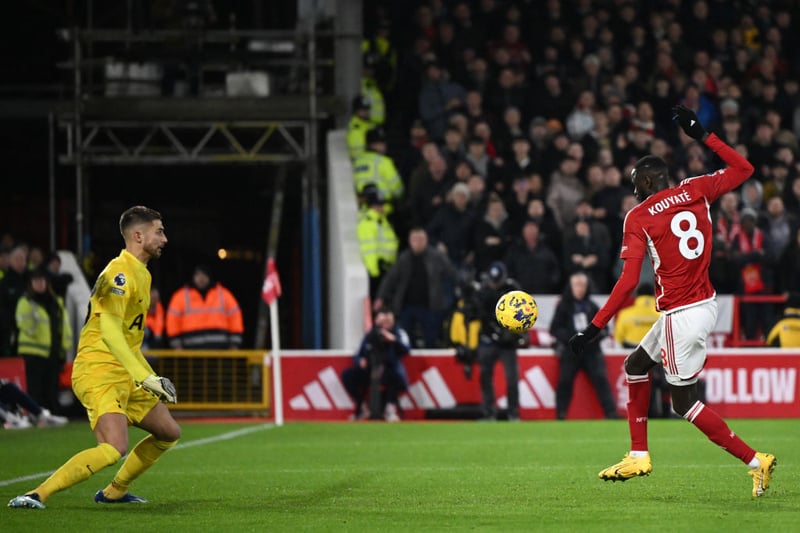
[672,104,708,141]
[568,324,602,356]
[139,374,178,404]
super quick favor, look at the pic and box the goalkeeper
[9,206,180,510]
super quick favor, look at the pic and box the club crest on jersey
[114,273,126,287]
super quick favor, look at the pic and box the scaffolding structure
[45,1,361,348]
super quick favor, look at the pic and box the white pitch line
[0,423,275,488]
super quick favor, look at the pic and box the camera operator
[471,261,527,421]
[341,307,411,422]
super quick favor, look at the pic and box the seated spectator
[525,198,562,258]
[0,378,68,429]
[341,307,411,422]
[760,196,796,270]
[407,154,452,228]
[419,60,466,142]
[777,227,800,294]
[504,220,561,295]
[440,125,466,168]
[546,156,585,232]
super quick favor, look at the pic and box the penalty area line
[0,423,276,488]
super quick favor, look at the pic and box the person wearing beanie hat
[165,263,244,350]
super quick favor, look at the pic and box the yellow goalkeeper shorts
[72,361,160,429]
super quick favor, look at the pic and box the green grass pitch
[2,418,797,532]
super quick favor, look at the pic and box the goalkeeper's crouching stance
[9,206,181,510]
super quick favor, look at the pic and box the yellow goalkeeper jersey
[76,249,153,378]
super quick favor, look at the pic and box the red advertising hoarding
[276,349,799,421]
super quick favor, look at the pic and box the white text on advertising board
[704,368,796,404]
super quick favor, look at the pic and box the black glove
[568,324,602,356]
[672,104,708,141]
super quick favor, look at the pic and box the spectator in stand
[731,208,774,340]
[485,67,527,124]
[427,182,476,272]
[463,90,495,131]
[525,197,562,259]
[550,271,617,421]
[504,172,537,236]
[740,179,765,213]
[784,177,800,224]
[712,191,742,294]
[376,227,457,348]
[341,307,411,422]
[747,121,778,181]
[15,267,72,413]
[419,60,466,142]
[591,166,629,250]
[395,119,429,183]
[473,192,512,276]
[407,154,452,228]
[504,220,561,296]
[494,107,526,160]
[440,125,466,168]
[465,135,491,181]
[495,135,534,198]
[566,90,597,142]
[546,156,585,232]
[563,216,611,293]
[763,159,793,202]
[165,264,244,350]
[760,196,796,287]
[530,72,571,123]
[356,185,398,299]
[766,295,800,348]
[0,244,28,357]
[346,96,375,160]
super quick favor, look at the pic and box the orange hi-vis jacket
[166,284,244,349]
[147,300,165,338]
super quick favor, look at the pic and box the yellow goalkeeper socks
[102,435,177,499]
[33,443,121,502]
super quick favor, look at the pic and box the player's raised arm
[672,104,754,198]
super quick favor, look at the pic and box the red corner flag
[262,258,282,305]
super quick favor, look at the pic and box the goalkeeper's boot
[8,493,45,509]
[598,452,652,482]
[94,489,148,504]
[749,452,776,498]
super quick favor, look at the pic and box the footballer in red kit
[568,105,777,498]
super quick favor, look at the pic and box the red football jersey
[592,134,754,328]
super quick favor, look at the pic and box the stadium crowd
[350,0,800,347]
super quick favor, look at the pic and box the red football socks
[626,373,651,452]
[684,401,756,464]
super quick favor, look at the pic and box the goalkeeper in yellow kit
[9,206,180,510]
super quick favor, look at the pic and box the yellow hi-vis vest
[766,310,800,347]
[352,151,404,204]
[356,207,398,277]
[449,299,480,350]
[347,115,373,160]
[613,295,660,347]
[361,77,385,125]
[15,294,73,359]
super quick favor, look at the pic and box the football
[495,290,538,333]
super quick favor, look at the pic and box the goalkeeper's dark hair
[120,206,163,237]
[632,155,669,185]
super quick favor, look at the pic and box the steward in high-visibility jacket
[613,288,660,349]
[15,267,73,409]
[353,127,404,213]
[347,95,375,160]
[166,265,244,350]
[357,189,398,298]
[361,76,385,126]
[766,298,800,347]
